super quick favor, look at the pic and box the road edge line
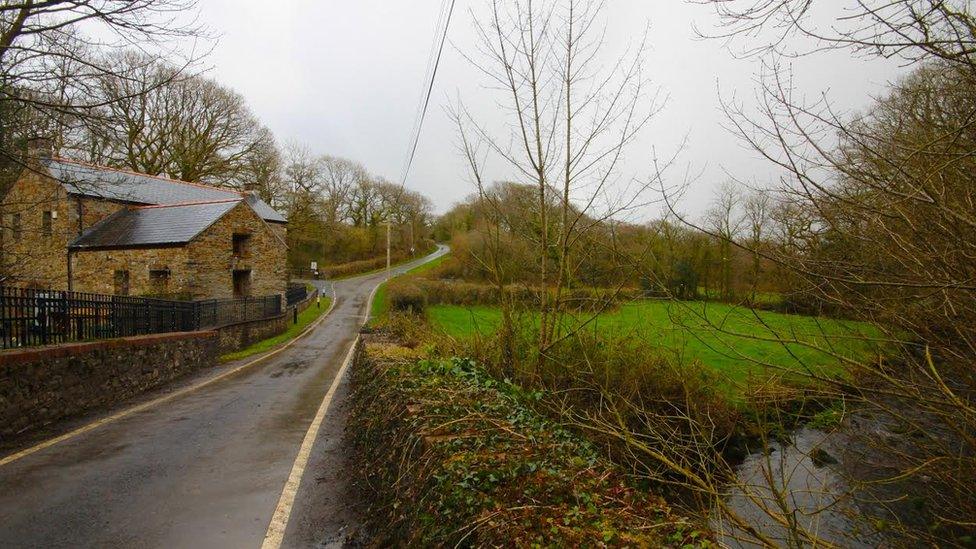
[260,259,409,549]
[260,333,360,549]
[0,283,339,468]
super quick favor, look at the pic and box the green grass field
[220,296,333,362]
[369,252,450,322]
[427,300,885,389]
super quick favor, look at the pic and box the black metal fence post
[0,286,286,350]
[38,293,48,346]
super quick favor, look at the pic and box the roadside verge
[221,292,334,362]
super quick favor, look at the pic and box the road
[0,245,448,548]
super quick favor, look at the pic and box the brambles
[386,278,641,313]
[347,333,710,547]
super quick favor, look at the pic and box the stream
[715,428,883,548]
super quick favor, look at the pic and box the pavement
[0,245,449,548]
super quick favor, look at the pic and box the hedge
[386,278,645,313]
[347,336,706,547]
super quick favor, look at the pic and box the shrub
[669,259,700,300]
[427,318,746,495]
[388,282,426,314]
[397,278,643,312]
[321,254,407,279]
[421,254,465,279]
[320,241,438,279]
[348,337,708,547]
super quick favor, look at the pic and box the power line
[398,0,456,188]
[399,0,454,186]
[404,0,450,157]
[386,0,456,280]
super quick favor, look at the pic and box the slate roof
[45,158,287,224]
[69,200,241,250]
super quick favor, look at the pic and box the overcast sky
[191,1,903,217]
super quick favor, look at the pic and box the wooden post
[386,221,392,281]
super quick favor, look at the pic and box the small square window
[42,211,52,237]
[149,269,170,293]
[232,233,251,257]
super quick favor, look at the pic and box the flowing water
[715,428,883,548]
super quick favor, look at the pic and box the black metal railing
[0,287,283,349]
[286,283,309,307]
[194,295,282,330]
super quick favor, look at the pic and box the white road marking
[260,249,445,548]
[0,283,338,468]
[260,331,360,549]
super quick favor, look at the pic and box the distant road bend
[0,245,449,549]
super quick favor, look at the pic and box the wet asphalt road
[0,245,448,548]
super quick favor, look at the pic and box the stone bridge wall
[0,288,322,441]
[0,331,218,439]
[214,313,288,354]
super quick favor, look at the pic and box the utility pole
[386,220,392,281]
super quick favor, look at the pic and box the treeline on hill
[0,22,432,275]
[431,180,793,311]
[276,150,434,274]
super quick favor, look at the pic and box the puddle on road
[269,360,311,378]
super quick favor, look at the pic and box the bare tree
[644,1,976,544]
[320,155,364,226]
[0,0,207,283]
[743,190,771,301]
[78,52,274,187]
[696,0,976,67]
[242,128,285,206]
[455,0,663,362]
[445,2,976,545]
[706,182,745,301]
[0,0,206,179]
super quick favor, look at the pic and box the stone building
[0,145,288,300]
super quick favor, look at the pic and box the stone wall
[69,202,286,300]
[0,288,316,440]
[269,222,287,246]
[214,313,289,354]
[78,196,124,232]
[0,164,287,302]
[186,201,287,300]
[296,288,321,315]
[213,289,320,354]
[0,167,126,290]
[71,246,192,297]
[0,331,218,439]
[0,168,73,289]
